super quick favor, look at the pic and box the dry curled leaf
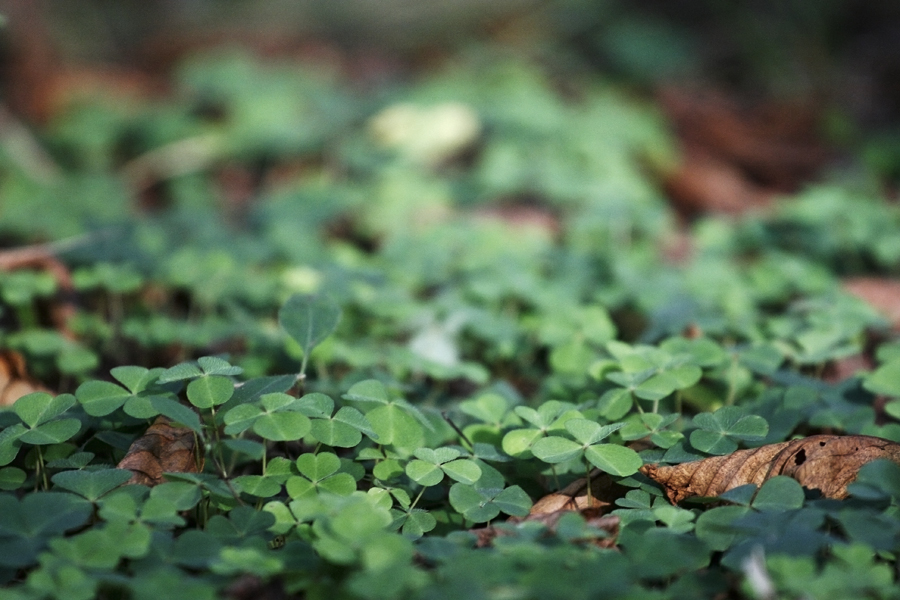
[0,350,52,406]
[117,416,203,486]
[641,434,900,504]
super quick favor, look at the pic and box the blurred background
[2,0,900,186]
[2,0,900,389]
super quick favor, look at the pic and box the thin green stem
[34,446,48,491]
[408,486,427,511]
[585,461,594,508]
[441,412,474,451]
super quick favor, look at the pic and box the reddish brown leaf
[0,350,52,406]
[843,278,900,331]
[659,87,830,216]
[641,434,900,504]
[117,416,203,486]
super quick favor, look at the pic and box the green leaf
[334,405,377,438]
[0,467,26,490]
[110,366,161,393]
[531,436,583,463]
[564,419,623,445]
[406,460,444,486]
[751,476,805,512]
[689,429,738,455]
[187,375,234,409]
[399,509,437,538]
[75,380,133,417]
[448,484,499,523]
[150,482,202,510]
[279,294,341,356]
[253,411,311,441]
[584,444,643,476]
[690,407,768,455]
[343,379,391,405]
[233,475,282,498]
[319,473,356,496]
[157,362,203,383]
[197,356,243,376]
[0,423,25,466]
[14,392,75,427]
[863,359,900,397]
[491,485,532,517]
[296,453,341,481]
[695,505,750,551]
[150,397,203,434]
[223,403,262,434]
[459,393,509,425]
[373,459,404,481]
[501,428,544,458]
[19,418,81,445]
[296,392,334,417]
[366,404,423,448]
[597,388,634,420]
[76,380,132,416]
[52,469,133,502]
[310,416,362,448]
[441,459,482,484]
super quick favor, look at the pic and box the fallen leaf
[117,416,203,486]
[527,469,626,515]
[659,87,830,216]
[641,434,900,503]
[0,243,77,338]
[0,350,52,406]
[843,278,900,330]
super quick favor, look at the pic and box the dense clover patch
[0,50,899,600]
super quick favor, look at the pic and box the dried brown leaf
[527,469,626,515]
[0,350,52,406]
[117,415,203,486]
[843,277,900,330]
[641,434,900,504]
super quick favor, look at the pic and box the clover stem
[441,412,473,451]
[725,356,738,406]
[652,399,660,414]
[585,461,594,508]
[551,465,560,491]
[35,446,48,491]
[409,486,427,511]
[294,371,306,397]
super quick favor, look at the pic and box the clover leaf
[405,447,482,486]
[279,294,342,376]
[531,419,642,477]
[689,406,768,455]
[12,392,81,445]
[286,453,356,499]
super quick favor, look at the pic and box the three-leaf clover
[405,447,482,486]
[76,366,173,418]
[286,453,357,499]
[531,419,643,477]
[689,406,768,455]
[223,392,311,441]
[10,392,81,447]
